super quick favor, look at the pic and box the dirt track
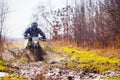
[1,47,120,80]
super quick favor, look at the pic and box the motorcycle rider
[24,22,46,48]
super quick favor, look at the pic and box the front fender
[32,43,40,48]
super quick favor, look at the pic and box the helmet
[31,22,38,30]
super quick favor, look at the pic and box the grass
[62,47,120,73]
[42,41,120,73]
[0,75,26,80]
[0,60,9,72]
[0,60,26,80]
[105,77,120,80]
[63,47,120,63]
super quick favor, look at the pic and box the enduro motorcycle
[25,36,45,61]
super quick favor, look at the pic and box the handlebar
[24,37,29,39]
[24,37,46,41]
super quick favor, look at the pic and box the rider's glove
[42,36,46,41]
[24,34,27,37]
[42,36,46,39]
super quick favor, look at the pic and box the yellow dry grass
[4,40,27,49]
[43,40,120,73]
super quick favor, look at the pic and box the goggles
[32,26,37,30]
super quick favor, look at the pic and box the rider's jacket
[24,28,46,39]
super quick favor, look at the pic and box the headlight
[34,40,37,44]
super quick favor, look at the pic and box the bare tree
[33,3,54,39]
[103,0,120,48]
[33,0,120,48]
[0,0,9,46]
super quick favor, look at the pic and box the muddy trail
[1,48,120,80]
[1,47,65,64]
